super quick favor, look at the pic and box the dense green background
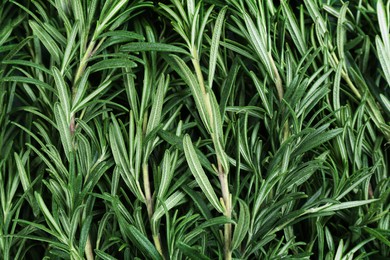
[1,0,389,259]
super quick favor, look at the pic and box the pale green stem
[69,41,95,136]
[330,52,390,141]
[269,52,284,101]
[219,170,232,260]
[71,37,104,134]
[330,52,361,99]
[269,52,289,141]
[142,112,164,257]
[72,38,104,259]
[191,46,232,260]
[85,234,94,260]
[153,234,164,258]
[143,162,165,258]
[74,41,96,93]
[142,114,153,219]
[191,48,214,126]
[142,163,154,220]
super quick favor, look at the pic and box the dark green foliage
[0,0,389,259]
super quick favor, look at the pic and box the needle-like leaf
[183,135,224,213]
[209,6,227,89]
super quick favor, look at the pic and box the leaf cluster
[0,0,389,259]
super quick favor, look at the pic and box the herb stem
[85,234,94,260]
[143,163,153,219]
[143,152,164,258]
[219,170,232,260]
[191,46,232,260]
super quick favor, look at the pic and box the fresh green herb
[1,0,389,259]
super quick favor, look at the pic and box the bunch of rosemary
[0,0,389,259]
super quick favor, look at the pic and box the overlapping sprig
[0,0,389,259]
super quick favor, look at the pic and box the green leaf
[177,242,210,260]
[52,67,71,120]
[95,250,119,260]
[337,2,348,64]
[90,59,137,72]
[304,0,327,35]
[93,0,128,39]
[34,192,67,243]
[250,71,272,117]
[146,74,168,135]
[333,62,342,118]
[210,91,229,172]
[363,227,390,247]
[208,6,227,89]
[152,191,186,222]
[14,152,30,195]
[123,67,139,119]
[125,225,163,260]
[182,185,213,220]
[29,20,61,64]
[231,199,250,250]
[1,76,54,92]
[78,215,93,256]
[14,152,39,216]
[220,58,240,116]
[1,59,52,74]
[121,42,188,54]
[61,22,79,74]
[380,94,390,113]
[0,24,12,46]
[72,80,111,113]
[194,4,214,51]
[220,41,258,62]
[183,135,224,213]
[195,216,235,230]
[10,233,68,251]
[109,116,145,202]
[334,239,343,260]
[281,1,307,55]
[376,36,390,86]
[54,103,72,160]
[322,199,379,212]
[242,12,273,78]
[98,30,144,40]
[156,151,174,201]
[292,126,343,157]
[377,0,389,50]
[169,54,212,132]
[72,67,91,108]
